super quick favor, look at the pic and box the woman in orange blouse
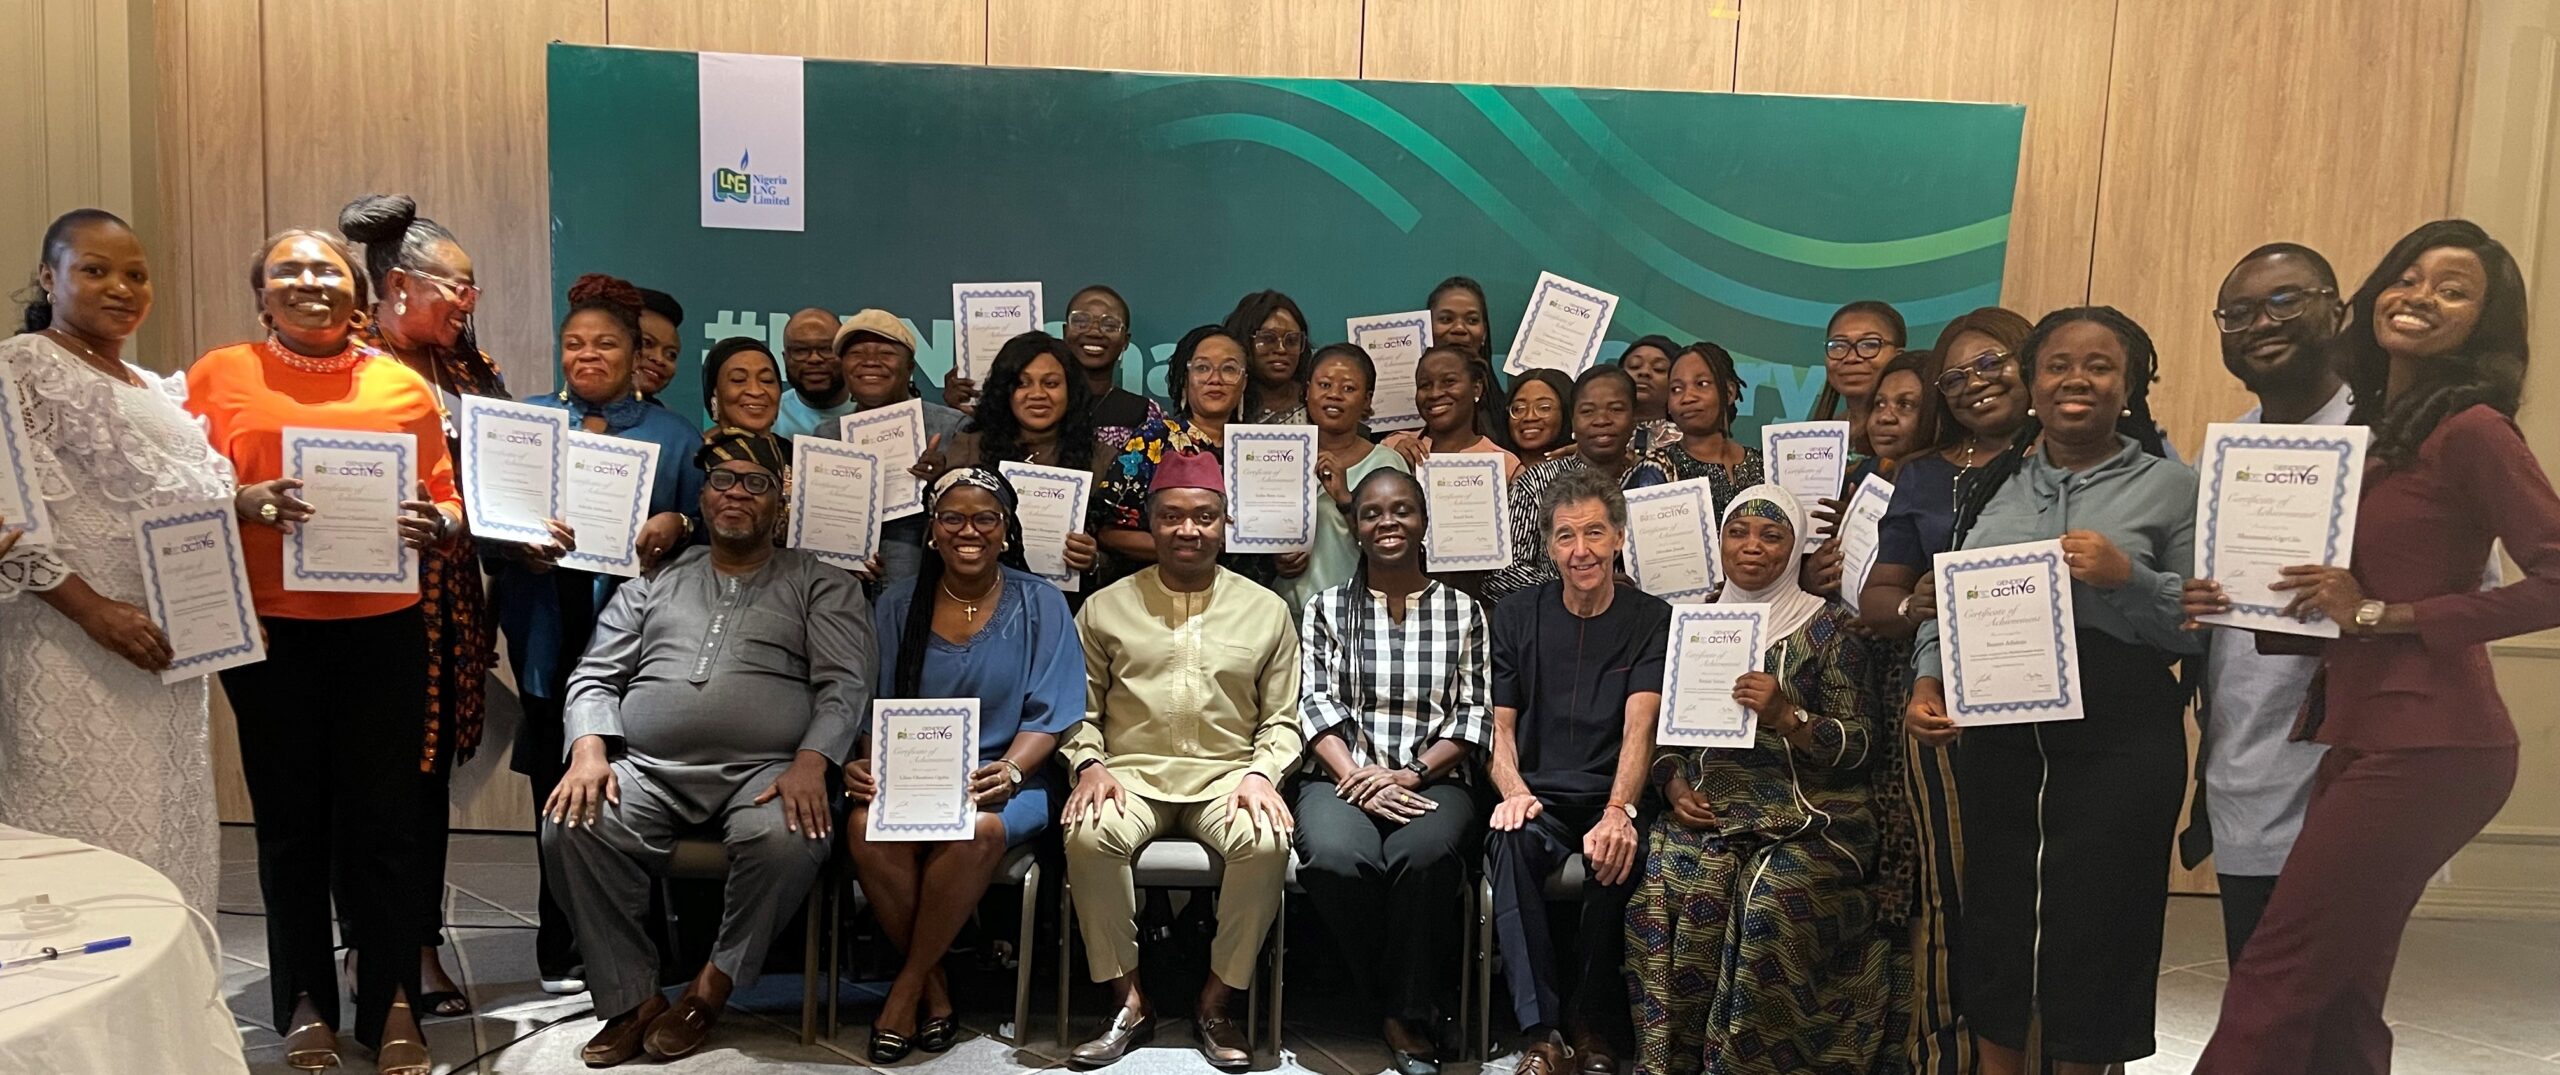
[186,228,460,1075]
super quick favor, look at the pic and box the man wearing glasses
[773,306,856,439]
[543,432,874,1066]
[2179,243,2349,964]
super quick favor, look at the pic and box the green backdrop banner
[547,44,2022,436]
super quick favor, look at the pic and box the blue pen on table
[0,936,130,971]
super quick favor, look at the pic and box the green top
[1285,442,1410,615]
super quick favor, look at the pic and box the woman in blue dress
[844,466,1084,1063]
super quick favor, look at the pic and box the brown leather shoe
[1069,1007,1154,1067]
[641,992,720,1061]
[1195,1011,1252,1070]
[580,996,667,1068]
[1571,1030,1620,1075]
[1516,1039,1569,1075]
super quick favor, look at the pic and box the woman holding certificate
[341,192,511,1018]
[846,467,1083,1062]
[940,332,1103,595]
[1627,484,1895,1075]
[1286,343,1410,611]
[188,227,465,1074]
[1096,325,1277,590]
[1226,289,1312,424]
[1902,307,2197,1075]
[1502,368,1576,464]
[2194,222,2560,1075]
[1809,301,1905,458]
[1294,468,1488,1075]
[1482,366,1643,604]
[0,210,235,918]
[1626,342,1764,514]
[494,273,704,997]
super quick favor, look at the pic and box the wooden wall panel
[2087,0,2471,461]
[0,0,57,289]
[603,0,985,64]
[987,0,1362,78]
[1732,0,2119,322]
[256,0,608,396]
[176,0,267,365]
[1362,0,1737,91]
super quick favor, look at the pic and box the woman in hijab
[1625,485,1898,1075]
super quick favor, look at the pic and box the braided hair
[1671,341,1745,436]
[1338,466,1431,724]
[1222,289,1312,401]
[1418,342,1500,439]
[976,331,1096,470]
[19,209,129,334]
[1951,306,2167,544]
[1164,324,1261,426]
[2341,219,2531,470]
[563,273,643,338]
[896,468,1031,699]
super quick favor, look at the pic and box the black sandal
[869,1026,915,1064]
[418,989,472,1018]
[917,1014,959,1053]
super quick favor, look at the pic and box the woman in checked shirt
[1291,467,1491,1075]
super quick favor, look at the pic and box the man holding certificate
[543,444,872,1067]
[1903,308,2199,1073]
[832,309,965,585]
[1060,451,1301,1070]
[1484,467,1667,1075]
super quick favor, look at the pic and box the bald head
[783,307,845,404]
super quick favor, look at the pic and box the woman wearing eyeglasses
[1060,285,1164,450]
[1095,325,1278,590]
[1811,301,1906,456]
[1225,289,1313,424]
[1627,342,1764,516]
[845,467,1083,1062]
[341,193,508,1020]
[1846,306,2028,1075]
[1502,368,1577,463]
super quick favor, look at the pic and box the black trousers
[1486,799,1641,1043]
[1292,779,1476,1023]
[222,608,428,1044]
[513,689,583,977]
[2216,873,2279,967]
[406,741,454,950]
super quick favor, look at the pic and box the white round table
[0,840,248,1073]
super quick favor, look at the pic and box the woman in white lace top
[0,210,235,915]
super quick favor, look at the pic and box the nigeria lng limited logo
[712,149,792,207]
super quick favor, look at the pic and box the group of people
[0,195,2549,1075]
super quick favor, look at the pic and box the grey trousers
[542,761,830,1018]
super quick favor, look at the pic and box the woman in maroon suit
[2187,219,2558,1074]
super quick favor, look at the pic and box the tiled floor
[215,827,2560,1074]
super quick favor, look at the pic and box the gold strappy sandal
[283,1020,341,1071]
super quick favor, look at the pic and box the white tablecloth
[0,840,247,1073]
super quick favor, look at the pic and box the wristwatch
[1404,758,1430,778]
[1609,801,1637,822]
[2354,600,2387,635]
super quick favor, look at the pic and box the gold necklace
[940,575,999,619]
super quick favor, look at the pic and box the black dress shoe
[917,1013,959,1053]
[1390,1047,1442,1075]
[1070,1008,1153,1067]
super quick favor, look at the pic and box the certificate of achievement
[0,363,52,546]
[1837,473,1897,607]
[951,282,1043,384]
[866,699,981,842]
[839,399,926,520]
[999,460,1093,592]
[559,431,660,578]
[1420,453,1511,572]
[790,436,881,569]
[131,498,266,684]
[1934,539,2083,726]
[2194,422,2369,637]
[1223,424,1319,553]
[1657,604,1768,748]
[1761,421,1851,536]
[1346,310,1432,431]
[1622,478,1721,602]
[281,428,417,593]
[1503,271,1619,376]
[458,396,567,543]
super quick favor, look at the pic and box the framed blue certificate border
[1350,312,1432,428]
[1621,480,1717,602]
[1513,276,1614,374]
[791,440,880,568]
[286,435,417,586]
[1422,454,1511,570]
[871,702,981,838]
[1661,606,1765,746]
[1223,428,1316,551]
[461,401,567,542]
[140,508,258,673]
[562,435,656,573]
[840,404,926,517]
[954,286,1040,379]
[999,463,1092,586]
[1763,423,1850,506]
[0,366,45,540]
[1941,549,2075,717]
[2200,432,2357,620]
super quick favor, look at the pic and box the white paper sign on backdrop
[699,52,806,232]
